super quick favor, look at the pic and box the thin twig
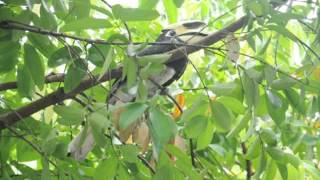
[241,143,252,180]
[6,127,58,169]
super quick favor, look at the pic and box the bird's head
[136,21,207,56]
[161,21,207,43]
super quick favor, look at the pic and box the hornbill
[68,21,207,161]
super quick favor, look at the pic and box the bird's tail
[67,127,95,161]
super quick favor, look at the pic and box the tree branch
[0,68,122,129]
[0,73,65,91]
[0,16,248,129]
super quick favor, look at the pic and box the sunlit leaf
[163,0,177,23]
[64,60,87,93]
[17,64,34,98]
[0,41,20,72]
[184,115,208,138]
[112,5,159,21]
[211,101,232,132]
[24,44,45,89]
[54,105,86,126]
[217,96,245,114]
[61,18,112,32]
[88,112,109,147]
[94,157,118,180]
[244,137,261,160]
[149,107,177,155]
[119,102,148,130]
[48,46,82,67]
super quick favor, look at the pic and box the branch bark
[0,68,122,129]
[0,73,65,91]
[0,16,248,130]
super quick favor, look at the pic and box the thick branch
[0,16,248,129]
[167,16,248,63]
[0,73,65,91]
[0,68,122,129]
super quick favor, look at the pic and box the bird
[67,21,207,161]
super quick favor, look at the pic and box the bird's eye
[164,30,176,37]
[169,31,176,36]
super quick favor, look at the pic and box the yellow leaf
[171,94,185,119]
[314,120,320,129]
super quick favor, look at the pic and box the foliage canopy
[0,0,320,179]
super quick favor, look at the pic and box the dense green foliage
[0,0,320,179]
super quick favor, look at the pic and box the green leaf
[165,144,193,168]
[185,115,208,138]
[266,90,282,108]
[17,140,40,162]
[61,18,112,32]
[253,151,267,179]
[87,45,110,67]
[137,80,148,101]
[17,64,34,98]
[196,120,215,150]
[247,0,264,16]
[267,25,297,41]
[139,0,159,9]
[120,145,139,163]
[163,0,178,23]
[88,112,109,147]
[112,5,159,21]
[140,63,165,79]
[40,5,57,30]
[24,44,45,89]
[125,57,138,88]
[94,157,118,180]
[265,92,286,126]
[54,105,86,126]
[154,166,175,180]
[277,163,288,180]
[227,110,251,138]
[0,41,20,73]
[284,153,300,169]
[264,65,276,86]
[258,36,271,54]
[52,0,67,16]
[211,101,232,132]
[243,72,259,108]
[260,128,277,146]
[284,89,305,115]
[64,60,87,93]
[148,107,177,155]
[98,47,113,80]
[173,0,184,7]
[137,54,171,66]
[216,96,245,114]
[28,33,56,58]
[244,137,261,160]
[41,158,50,180]
[68,0,90,20]
[211,82,237,95]
[119,102,148,130]
[271,78,296,90]
[48,46,82,67]
[267,147,287,163]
